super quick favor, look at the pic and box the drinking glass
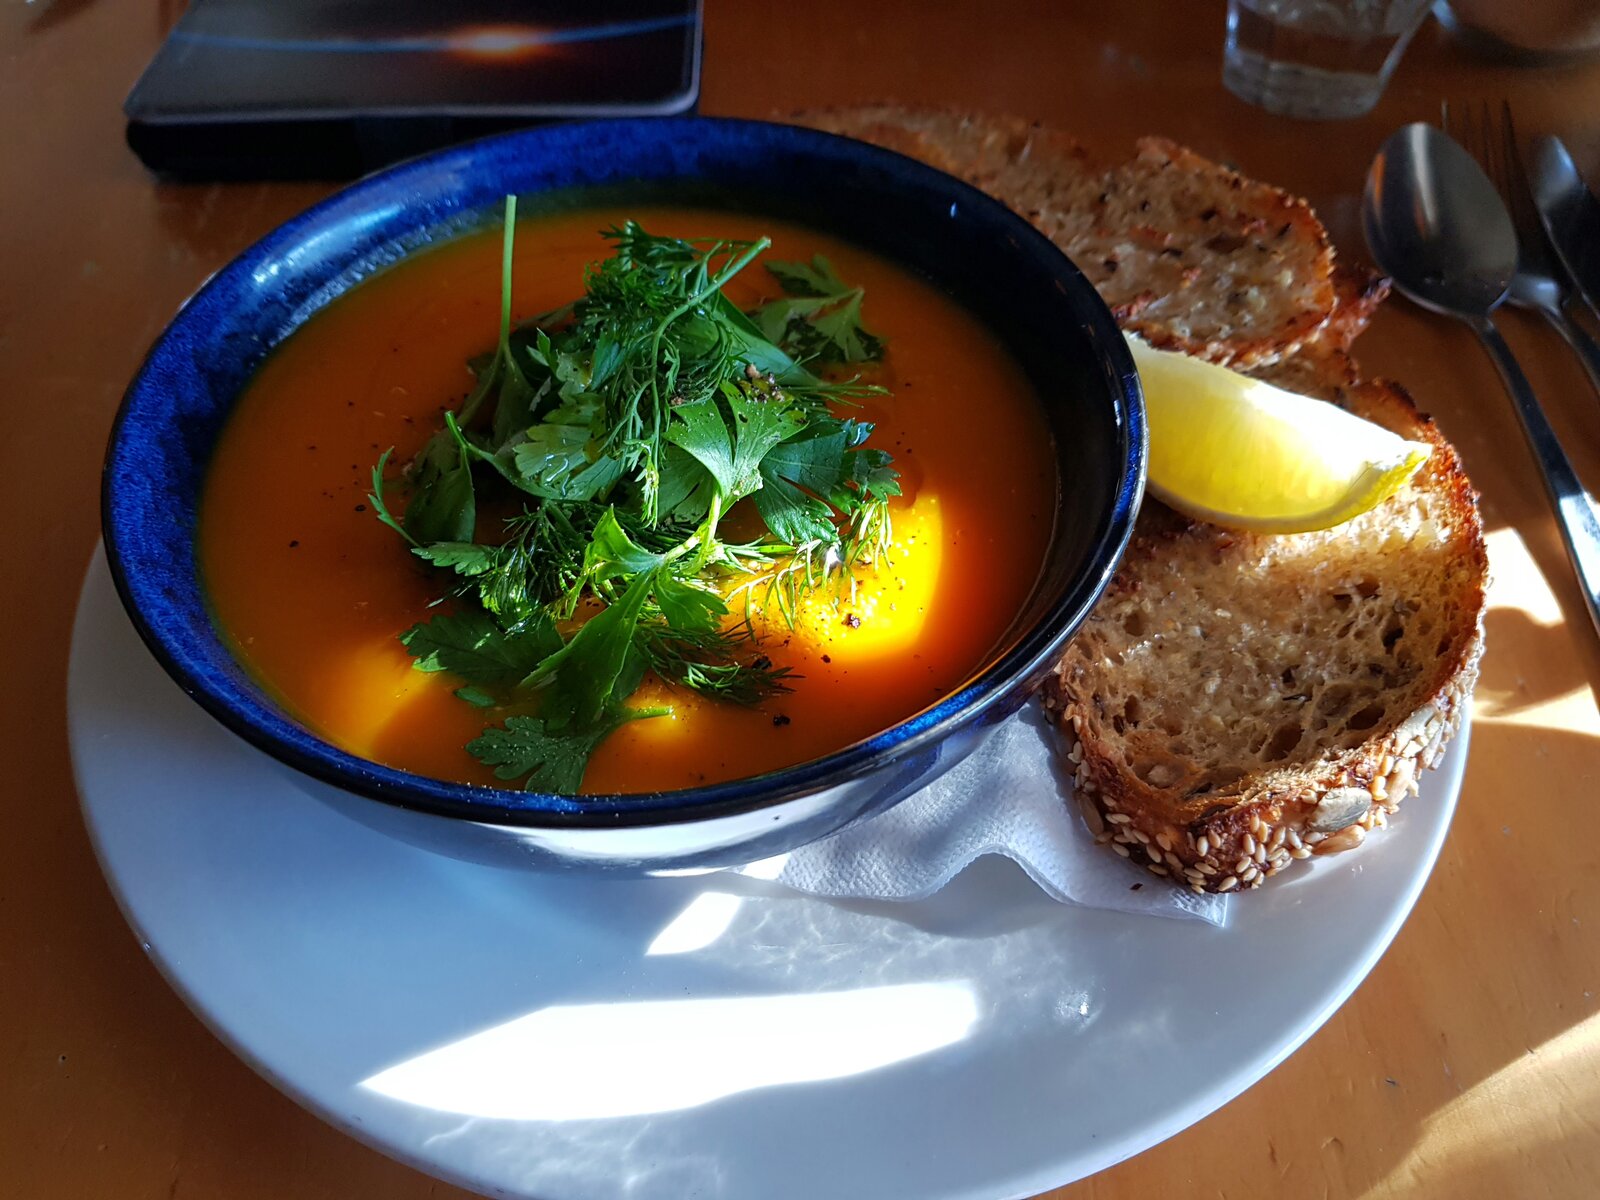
[1222,0,1433,119]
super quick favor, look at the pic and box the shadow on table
[1349,719,1600,1199]
[24,0,99,35]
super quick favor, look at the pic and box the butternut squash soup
[199,205,1058,793]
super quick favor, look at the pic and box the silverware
[1364,122,1600,639]
[1443,101,1600,397]
[1532,133,1600,323]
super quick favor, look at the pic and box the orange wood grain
[2,2,1597,1197]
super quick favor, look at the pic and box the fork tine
[1459,100,1512,221]
[1443,97,1484,168]
[1497,99,1561,274]
[1478,99,1498,189]
[1501,102,1536,229]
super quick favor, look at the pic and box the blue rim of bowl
[102,115,1145,829]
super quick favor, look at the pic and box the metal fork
[1444,99,1600,397]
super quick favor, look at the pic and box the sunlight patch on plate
[360,981,979,1120]
[645,892,745,956]
[647,856,786,955]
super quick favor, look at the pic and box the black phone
[126,0,702,179]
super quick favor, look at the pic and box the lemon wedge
[1128,336,1431,534]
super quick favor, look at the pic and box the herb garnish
[369,199,899,792]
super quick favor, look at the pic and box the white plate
[69,549,1467,1200]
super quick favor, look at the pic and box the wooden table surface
[4,2,1599,1197]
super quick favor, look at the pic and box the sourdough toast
[801,106,1339,367]
[797,105,1487,891]
[1041,366,1485,891]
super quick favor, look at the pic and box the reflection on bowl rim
[102,116,1145,831]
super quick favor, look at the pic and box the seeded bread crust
[797,106,1338,367]
[801,104,1486,892]
[1041,369,1485,891]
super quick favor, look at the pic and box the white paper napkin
[735,702,1229,926]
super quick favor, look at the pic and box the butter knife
[1533,135,1600,324]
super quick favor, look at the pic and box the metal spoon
[1364,122,1600,639]
[1532,134,1600,323]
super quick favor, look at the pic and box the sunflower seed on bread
[799,105,1487,891]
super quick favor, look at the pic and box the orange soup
[199,208,1058,792]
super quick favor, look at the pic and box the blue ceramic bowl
[103,117,1144,872]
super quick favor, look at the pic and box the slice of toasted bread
[798,107,1338,367]
[1307,263,1392,355]
[1041,364,1486,891]
[800,104,1485,891]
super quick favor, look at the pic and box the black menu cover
[126,0,702,179]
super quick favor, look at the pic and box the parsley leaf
[412,541,496,575]
[757,255,885,364]
[522,568,657,727]
[512,425,624,502]
[368,449,413,545]
[753,418,902,545]
[400,609,561,686]
[666,391,806,503]
[469,708,662,793]
[465,569,676,791]
[402,414,478,545]
[765,256,851,298]
[583,507,668,584]
[654,442,716,522]
[652,572,725,634]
